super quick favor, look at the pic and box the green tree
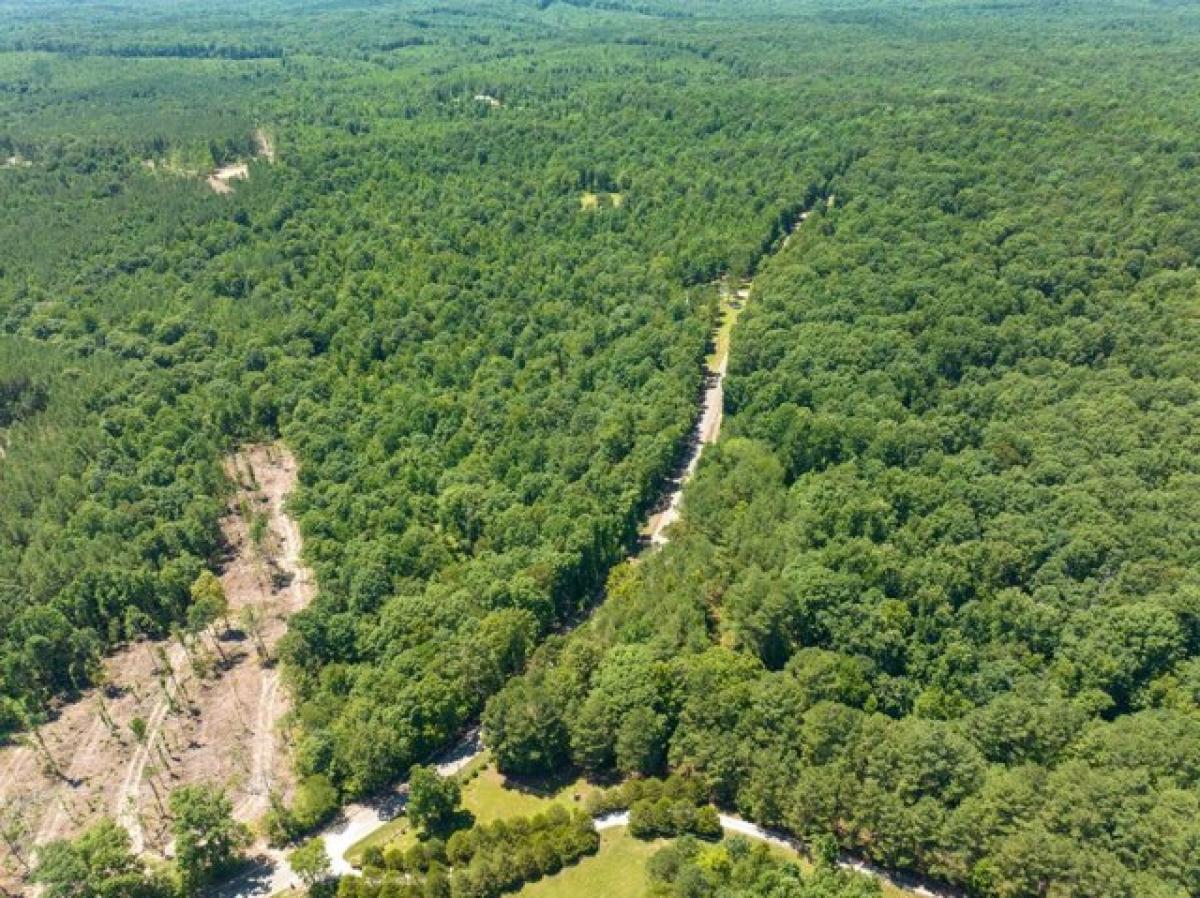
[289,837,332,889]
[170,783,250,894]
[187,571,230,665]
[615,706,668,776]
[407,765,461,835]
[33,818,171,898]
[483,674,570,776]
[293,773,340,832]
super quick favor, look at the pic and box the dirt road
[221,269,764,897]
[643,278,742,547]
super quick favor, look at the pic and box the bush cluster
[585,774,705,816]
[342,806,599,898]
[629,798,721,841]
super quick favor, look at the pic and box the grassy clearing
[517,825,914,898]
[462,762,597,822]
[343,755,597,866]
[580,191,623,209]
[707,281,748,370]
[516,827,663,898]
[343,757,914,898]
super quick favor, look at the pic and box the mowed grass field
[344,755,598,866]
[516,828,663,898]
[343,754,915,898]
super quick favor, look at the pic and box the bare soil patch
[255,128,276,164]
[0,444,313,893]
[208,161,250,194]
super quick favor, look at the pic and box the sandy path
[782,209,810,249]
[235,668,281,823]
[643,278,741,547]
[255,128,276,163]
[221,444,313,825]
[113,654,180,853]
[35,714,107,844]
[216,731,483,897]
[208,162,249,194]
[207,128,274,194]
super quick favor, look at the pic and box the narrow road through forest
[222,269,749,897]
[220,214,959,898]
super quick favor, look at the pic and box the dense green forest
[0,0,834,764]
[478,3,1200,898]
[5,1,1200,896]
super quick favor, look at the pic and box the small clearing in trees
[206,129,275,193]
[255,128,276,163]
[208,161,250,194]
[580,191,623,210]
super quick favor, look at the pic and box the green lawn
[516,828,663,898]
[517,825,914,898]
[462,761,598,822]
[342,813,412,867]
[707,282,748,370]
[343,758,914,898]
[343,755,597,866]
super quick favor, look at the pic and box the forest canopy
[3,3,1200,897]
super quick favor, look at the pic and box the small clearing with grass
[517,827,663,898]
[342,756,920,898]
[343,755,596,867]
[580,191,623,209]
[707,278,750,371]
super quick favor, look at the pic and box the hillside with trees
[480,3,1200,898]
[0,0,837,755]
[3,2,1200,897]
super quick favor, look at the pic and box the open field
[517,827,662,898]
[343,756,918,898]
[343,755,597,866]
[580,191,623,209]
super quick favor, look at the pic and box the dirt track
[0,444,312,892]
[207,128,274,194]
[642,277,744,547]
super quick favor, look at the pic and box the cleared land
[0,444,312,892]
[208,161,250,194]
[580,191,623,209]
[516,828,662,898]
[343,755,596,866]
